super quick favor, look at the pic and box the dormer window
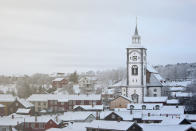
[142,105,146,110]
[155,105,160,110]
[130,105,134,110]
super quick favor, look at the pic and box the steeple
[132,17,141,44]
[134,17,139,35]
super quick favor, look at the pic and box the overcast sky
[0,0,196,75]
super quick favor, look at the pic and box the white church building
[121,23,165,103]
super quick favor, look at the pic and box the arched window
[132,65,138,75]
[155,105,160,110]
[131,93,139,103]
[142,105,146,110]
[130,105,134,110]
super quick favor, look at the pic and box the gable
[104,112,123,121]
[111,96,131,104]
[180,119,191,125]
[127,123,143,131]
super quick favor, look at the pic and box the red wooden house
[16,116,59,131]
[52,78,68,88]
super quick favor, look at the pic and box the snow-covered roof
[147,73,164,87]
[109,79,127,87]
[68,94,101,101]
[166,80,192,87]
[114,111,133,120]
[47,122,90,131]
[0,94,16,102]
[113,95,132,102]
[86,120,136,130]
[0,117,22,126]
[166,99,179,104]
[169,87,186,92]
[127,103,163,110]
[59,112,95,121]
[128,44,146,49]
[157,106,184,115]
[27,94,101,102]
[24,116,57,123]
[186,114,196,121]
[175,92,192,97]
[52,78,65,82]
[73,84,80,94]
[160,117,187,125]
[144,97,168,103]
[16,108,31,114]
[73,105,103,111]
[17,98,34,108]
[147,64,158,73]
[140,124,191,131]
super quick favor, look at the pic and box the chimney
[11,115,14,119]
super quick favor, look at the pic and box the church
[121,23,165,103]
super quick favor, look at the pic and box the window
[89,101,92,105]
[31,123,35,128]
[61,102,64,105]
[132,65,138,75]
[142,105,146,110]
[130,105,134,110]
[154,89,157,92]
[155,105,160,110]
[69,106,72,110]
[55,101,57,104]
[81,100,84,105]
[131,93,139,103]
[39,123,45,129]
[73,101,76,105]
[25,123,29,128]
[111,114,115,119]
[132,56,137,61]
[16,103,19,107]
[153,94,157,97]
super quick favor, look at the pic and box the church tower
[126,20,147,103]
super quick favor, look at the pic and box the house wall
[18,120,58,131]
[110,97,131,109]
[0,107,5,116]
[0,102,13,115]
[52,79,68,88]
[30,101,48,112]
[0,126,10,131]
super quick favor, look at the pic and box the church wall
[148,87,162,97]
[121,87,126,96]
[127,88,143,103]
[129,64,142,86]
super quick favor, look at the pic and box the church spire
[134,17,139,35]
[132,17,141,44]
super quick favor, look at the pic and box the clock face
[130,51,140,62]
